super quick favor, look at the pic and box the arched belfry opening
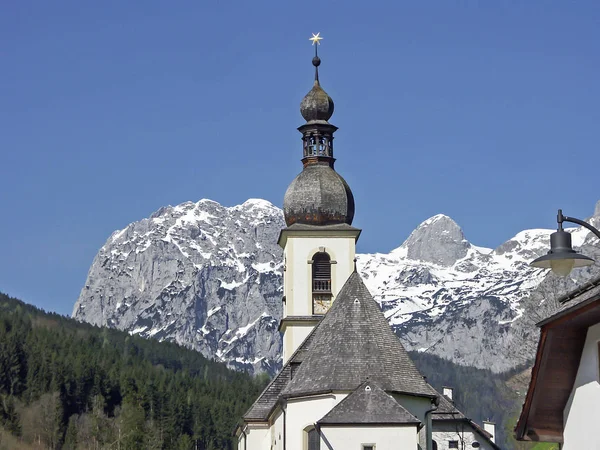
[312,252,332,314]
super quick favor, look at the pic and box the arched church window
[307,428,320,450]
[432,441,438,450]
[312,252,332,314]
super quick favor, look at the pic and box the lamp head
[530,229,594,276]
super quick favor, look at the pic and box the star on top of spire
[309,32,323,46]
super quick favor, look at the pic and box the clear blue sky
[2,1,600,315]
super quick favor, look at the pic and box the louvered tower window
[312,252,332,314]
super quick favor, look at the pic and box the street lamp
[531,209,600,276]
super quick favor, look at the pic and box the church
[235,35,499,450]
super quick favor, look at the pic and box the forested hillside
[0,292,267,450]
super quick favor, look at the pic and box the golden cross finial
[309,32,323,46]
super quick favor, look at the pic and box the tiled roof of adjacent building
[432,393,501,450]
[318,381,420,425]
[281,272,437,398]
[431,393,466,420]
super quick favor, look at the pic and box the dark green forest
[0,292,267,450]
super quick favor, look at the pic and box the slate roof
[281,272,437,398]
[243,364,291,421]
[431,393,501,450]
[431,394,466,420]
[318,381,420,425]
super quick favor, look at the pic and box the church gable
[318,381,421,426]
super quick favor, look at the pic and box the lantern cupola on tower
[283,35,355,227]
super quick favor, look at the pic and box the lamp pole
[530,209,600,276]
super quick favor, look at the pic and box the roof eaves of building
[280,388,335,400]
[387,389,438,400]
[318,422,419,427]
[514,327,548,441]
[278,315,322,332]
[277,223,361,247]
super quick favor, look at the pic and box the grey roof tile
[318,381,420,425]
[243,365,291,421]
[281,272,437,398]
[431,394,466,420]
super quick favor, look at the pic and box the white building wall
[320,425,418,450]
[240,423,271,449]
[432,422,495,450]
[285,393,348,450]
[563,322,600,450]
[269,409,285,450]
[391,394,431,423]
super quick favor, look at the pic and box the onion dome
[300,56,334,122]
[283,36,354,227]
[283,163,355,226]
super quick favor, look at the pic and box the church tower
[279,36,361,363]
[239,36,499,450]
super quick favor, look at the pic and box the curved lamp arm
[558,209,600,240]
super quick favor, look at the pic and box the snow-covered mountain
[73,199,600,374]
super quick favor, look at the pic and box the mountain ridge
[73,198,600,375]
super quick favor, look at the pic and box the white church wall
[563,322,600,450]
[240,423,271,449]
[285,393,348,450]
[390,393,431,449]
[319,425,418,450]
[432,421,495,450]
[391,393,431,423]
[269,409,285,450]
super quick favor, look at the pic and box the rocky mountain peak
[74,197,600,376]
[595,200,600,218]
[400,214,470,266]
